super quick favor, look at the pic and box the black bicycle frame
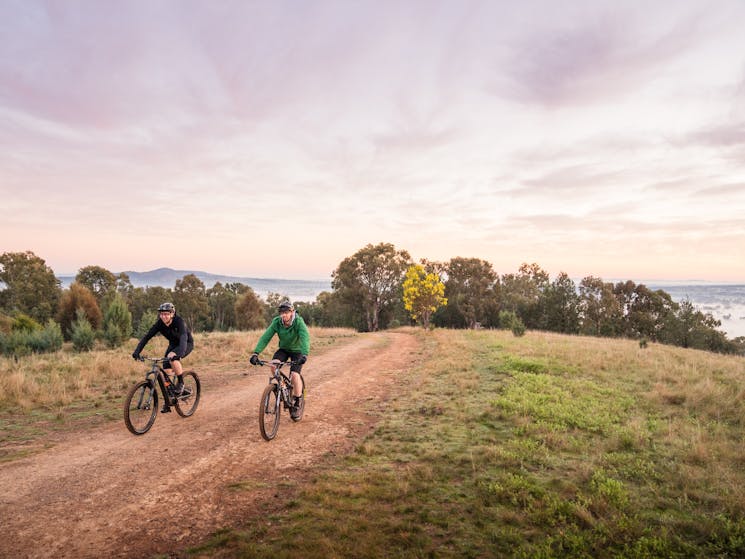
[146,363,175,412]
[269,364,294,410]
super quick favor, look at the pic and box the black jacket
[134,314,193,358]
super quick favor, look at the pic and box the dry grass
[0,327,357,412]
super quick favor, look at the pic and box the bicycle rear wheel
[259,383,281,441]
[124,380,158,435]
[174,371,201,417]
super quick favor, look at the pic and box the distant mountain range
[58,267,332,301]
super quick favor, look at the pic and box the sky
[1,0,744,283]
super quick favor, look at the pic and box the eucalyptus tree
[207,281,237,331]
[173,274,210,332]
[501,262,550,329]
[541,272,580,333]
[331,243,411,332]
[235,288,266,330]
[442,257,499,329]
[0,251,61,323]
[75,265,117,308]
[578,276,622,337]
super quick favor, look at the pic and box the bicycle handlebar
[136,356,170,364]
[256,358,299,367]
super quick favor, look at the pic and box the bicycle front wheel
[259,383,281,441]
[124,380,158,435]
[174,371,201,417]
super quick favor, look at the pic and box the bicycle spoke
[259,384,281,441]
[124,381,158,435]
[174,371,201,417]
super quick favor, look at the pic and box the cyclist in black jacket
[132,302,194,406]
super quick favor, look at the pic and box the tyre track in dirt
[0,330,422,559]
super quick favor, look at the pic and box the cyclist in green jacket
[250,300,310,419]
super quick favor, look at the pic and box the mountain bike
[124,356,201,435]
[256,358,305,441]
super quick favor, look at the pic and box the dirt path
[0,331,422,559]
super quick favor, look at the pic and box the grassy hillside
[2,328,744,557]
[193,329,745,558]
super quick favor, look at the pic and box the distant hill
[58,267,332,302]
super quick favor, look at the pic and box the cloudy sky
[2,0,744,282]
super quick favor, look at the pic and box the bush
[33,320,64,353]
[0,331,31,357]
[499,310,526,336]
[135,310,158,339]
[71,310,96,352]
[103,293,132,347]
[11,313,42,333]
[511,317,526,337]
[0,319,63,356]
[499,310,518,330]
[103,322,124,348]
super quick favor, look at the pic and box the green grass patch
[192,329,745,558]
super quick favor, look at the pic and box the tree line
[1,246,743,357]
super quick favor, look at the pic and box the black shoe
[290,397,302,420]
[160,406,171,413]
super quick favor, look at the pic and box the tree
[331,243,411,332]
[501,262,549,329]
[235,288,266,330]
[0,251,62,323]
[75,265,117,308]
[102,292,133,347]
[441,257,498,329]
[56,282,103,339]
[128,285,173,333]
[173,274,210,332]
[71,309,96,352]
[615,282,676,342]
[578,276,621,337]
[402,264,447,329]
[541,272,580,333]
[208,282,237,331]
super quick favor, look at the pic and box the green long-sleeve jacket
[252,313,310,355]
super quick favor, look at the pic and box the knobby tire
[174,371,201,417]
[124,380,158,435]
[259,383,281,441]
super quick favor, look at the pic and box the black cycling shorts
[272,349,304,373]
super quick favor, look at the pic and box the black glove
[132,352,140,361]
[250,353,260,365]
[296,354,307,365]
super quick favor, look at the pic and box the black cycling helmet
[277,300,293,312]
[158,302,175,313]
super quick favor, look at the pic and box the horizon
[2,1,745,283]
[53,264,744,287]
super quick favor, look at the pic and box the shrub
[11,313,42,333]
[37,320,63,353]
[499,310,518,329]
[0,319,64,356]
[71,310,96,352]
[103,322,124,348]
[511,317,526,337]
[135,310,158,339]
[499,310,526,337]
[103,293,132,348]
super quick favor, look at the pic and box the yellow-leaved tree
[402,264,447,329]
